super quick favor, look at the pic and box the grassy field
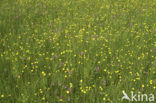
[0,0,156,103]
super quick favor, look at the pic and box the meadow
[0,0,156,103]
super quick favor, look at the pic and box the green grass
[0,0,156,103]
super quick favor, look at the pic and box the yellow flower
[136,77,140,80]
[66,90,70,94]
[42,71,46,76]
[83,90,86,94]
[48,73,51,76]
[115,70,119,73]
[70,83,73,88]
[109,76,112,78]
[64,75,67,78]
[17,75,20,79]
[59,99,63,101]
[80,80,83,83]
[42,97,45,100]
[26,50,30,53]
[40,89,43,94]
[149,80,153,84]
[1,94,4,98]
[34,93,37,96]
[99,86,103,91]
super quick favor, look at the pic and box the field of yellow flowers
[0,0,156,103]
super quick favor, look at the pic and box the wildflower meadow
[0,0,156,103]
